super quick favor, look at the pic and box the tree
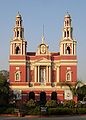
[0,70,9,80]
[0,72,10,106]
[60,81,83,102]
[77,85,86,101]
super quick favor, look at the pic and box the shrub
[83,96,86,101]
[63,100,75,108]
[76,108,86,114]
[76,101,83,108]
[0,107,6,114]
[32,106,40,115]
[26,99,36,108]
[45,100,57,108]
[47,108,73,115]
[27,106,40,115]
[4,107,15,114]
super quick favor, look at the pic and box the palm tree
[60,80,84,103]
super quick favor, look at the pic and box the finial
[65,11,70,18]
[16,11,21,17]
[18,11,20,14]
[42,24,45,44]
[67,11,69,15]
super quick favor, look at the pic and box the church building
[9,13,77,102]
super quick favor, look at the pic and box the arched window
[17,31,19,37]
[29,92,35,100]
[66,71,71,81]
[16,73,19,80]
[64,31,66,37]
[67,73,70,81]
[18,21,19,26]
[67,31,69,37]
[67,20,69,26]
[20,31,22,38]
[15,46,20,54]
[66,46,70,54]
[51,92,57,101]
[15,71,20,81]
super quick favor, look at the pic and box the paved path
[0,115,86,120]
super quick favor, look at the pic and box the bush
[45,100,57,108]
[26,107,86,115]
[27,106,40,115]
[47,108,73,115]
[76,101,83,108]
[4,107,15,114]
[83,96,86,101]
[76,108,86,114]
[0,107,6,114]
[26,99,36,108]
[32,106,40,115]
[63,100,75,108]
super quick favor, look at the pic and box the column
[38,66,40,82]
[13,44,15,54]
[46,66,48,82]
[10,43,12,55]
[35,66,37,82]
[64,44,65,54]
[21,43,22,55]
[57,66,59,83]
[72,43,73,55]
[49,66,51,82]
[74,43,76,55]
[23,43,25,55]
[27,66,29,82]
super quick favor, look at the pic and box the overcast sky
[0,0,86,82]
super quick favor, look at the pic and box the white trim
[9,63,26,65]
[49,66,51,82]
[35,66,37,82]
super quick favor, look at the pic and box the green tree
[60,81,83,102]
[77,85,86,101]
[0,72,10,106]
[63,100,75,108]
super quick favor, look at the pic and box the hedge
[1,107,86,115]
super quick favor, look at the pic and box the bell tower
[10,12,27,55]
[60,13,76,55]
[9,12,27,83]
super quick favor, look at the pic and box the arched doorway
[51,92,57,101]
[40,92,46,105]
[15,46,20,54]
[66,46,70,54]
[29,92,35,100]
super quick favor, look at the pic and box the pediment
[62,38,73,42]
[11,39,22,43]
[34,57,51,63]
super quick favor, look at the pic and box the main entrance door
[40,92,46,105]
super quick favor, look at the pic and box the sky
[0,0,86,82]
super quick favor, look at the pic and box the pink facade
[9,13,77,102]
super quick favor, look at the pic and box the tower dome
[16,12,22,18]
[65,12,71,18]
